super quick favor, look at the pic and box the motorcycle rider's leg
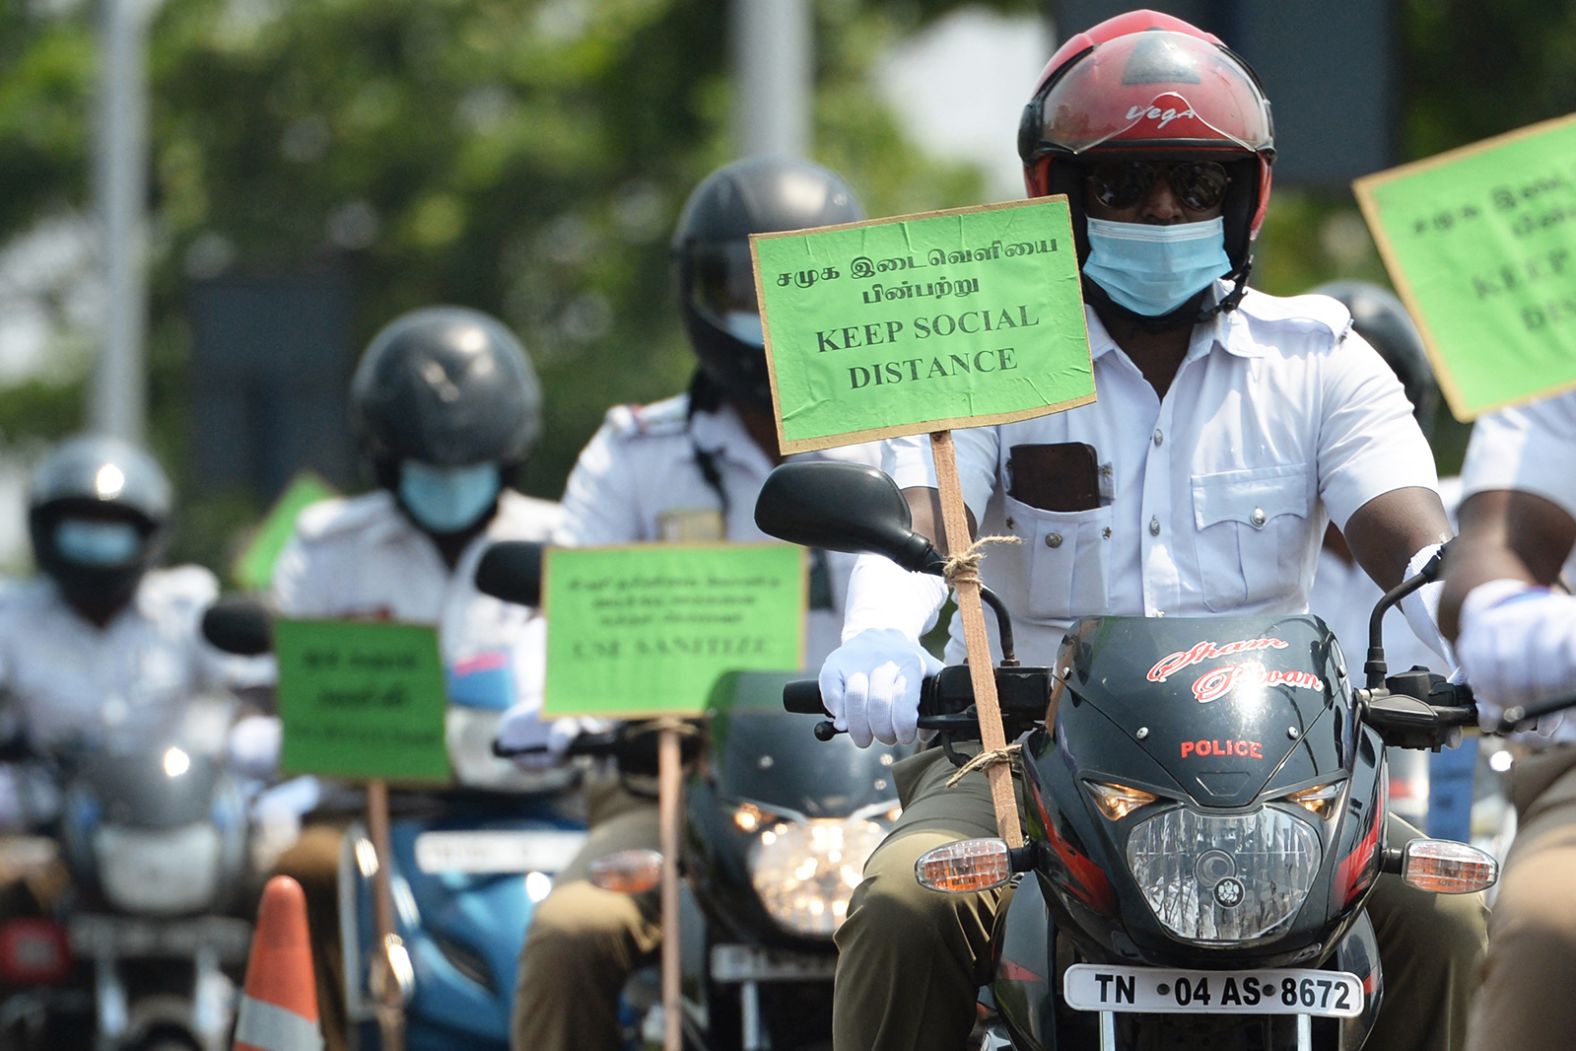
[833,748,1017,1051]
[1364,813,1488,1051]
[270,819,352,1051]
[511,777,661,1051]
[1465,747,1576,1051]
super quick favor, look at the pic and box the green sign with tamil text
[543,544,806,718]
[1355,114,1576,420]
[274,619,453,783]
[752,196,1094,452]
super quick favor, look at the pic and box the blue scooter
[202,600,587,1051]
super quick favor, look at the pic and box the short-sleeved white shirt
[557,394,882,667]
[1460,389,1576,581]
[884,284,1438,665]
[0,566,261,752]
[272,489,561,711]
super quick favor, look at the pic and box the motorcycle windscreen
[1055,614,1353,808]
[704,670,907,817]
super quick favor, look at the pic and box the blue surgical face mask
[720,310,765,347]
[54,519,142,567]
[1082,216,1233,317]
[398,462,501,535]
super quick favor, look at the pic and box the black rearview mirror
[201,597,274,656]
[475,541,546,607]
[753,462,942,574]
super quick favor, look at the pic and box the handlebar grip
[783,680,828,715]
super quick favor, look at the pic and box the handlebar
[784,665,1054,741]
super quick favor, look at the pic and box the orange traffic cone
[233,875,324,1051]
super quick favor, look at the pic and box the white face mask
[397,461,501,535]
[1082,217,1233,317]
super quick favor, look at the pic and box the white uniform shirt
[1461,392,1576,584]
[272,489,561,711]
[557,394,882,667]
[0,566,254,752]
[885,285,1438,665]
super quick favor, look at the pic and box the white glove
[1457,579,1576,739]
[495,706,582,771]
[226,715,282,779]
[818,628,945,748]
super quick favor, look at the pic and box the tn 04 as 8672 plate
[1063,964,1364,1018]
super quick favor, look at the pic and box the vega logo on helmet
[1125,95,1199,131]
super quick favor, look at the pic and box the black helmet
[672,156,865,409]
[27,434,173,609]
[349,306,543,481]
[1313,281,1439,436]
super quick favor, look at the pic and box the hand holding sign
[752,197,1096,846]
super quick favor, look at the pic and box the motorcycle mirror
[475,541,546,607]
[201,597,274,656]
[753,462,942,574]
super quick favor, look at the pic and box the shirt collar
[1084,279,1262,366]
[688,403,776,477]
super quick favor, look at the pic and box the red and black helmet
[1017,10,1275,271]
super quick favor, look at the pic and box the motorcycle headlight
[1126,806,1321,945]
[748,811,890,938]
[95,822,223,915]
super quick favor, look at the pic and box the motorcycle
[478,544,904,1051]
[201,600,587,1051]
[0,728,254,1051]
[753,460,1499,1051]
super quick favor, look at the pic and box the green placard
[232,471,338,591]
[274,619,453,783]
[543,544,806,718]
[752,196,1095,453]
[1354,113,1576,420]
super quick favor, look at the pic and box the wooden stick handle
[929,431,1023,846]
[659,727,683,1051]
[366,778,406,1051]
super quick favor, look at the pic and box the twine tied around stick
[942,534,1022,588]
[945,742,1022,788]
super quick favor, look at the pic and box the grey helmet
[1314,281,1439,437]
[28,434,173,607]
[672,157,865,409]
[349,306,543,484]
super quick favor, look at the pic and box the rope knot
[945,743,1022,788]
[942,534,1021,588]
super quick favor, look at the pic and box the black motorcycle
[0,738,253,1051]
[754,461,1497,1051]
[478,544,904,1051]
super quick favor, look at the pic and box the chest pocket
[1001,493,1112,623]
[1192,464,1315,611]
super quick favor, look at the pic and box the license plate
[413,830,585,875]
[1063,964,1364,1018]
[710,944,836,984]
[68,914,253,964]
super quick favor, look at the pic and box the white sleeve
[840,553,950,642]
[269,532,326,617]
[882,425,1001,524]
[1317,330,1440,531]
[1460,391,1576,523]
[554,424,643,546]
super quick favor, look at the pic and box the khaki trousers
[511,776,661,1051]
[1466,745,1576,1051]
[833,748,1486,1051]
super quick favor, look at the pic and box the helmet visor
[1033,31,1273,156]
[687,241,764,346]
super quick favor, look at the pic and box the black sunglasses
[1085,160,1231,212]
